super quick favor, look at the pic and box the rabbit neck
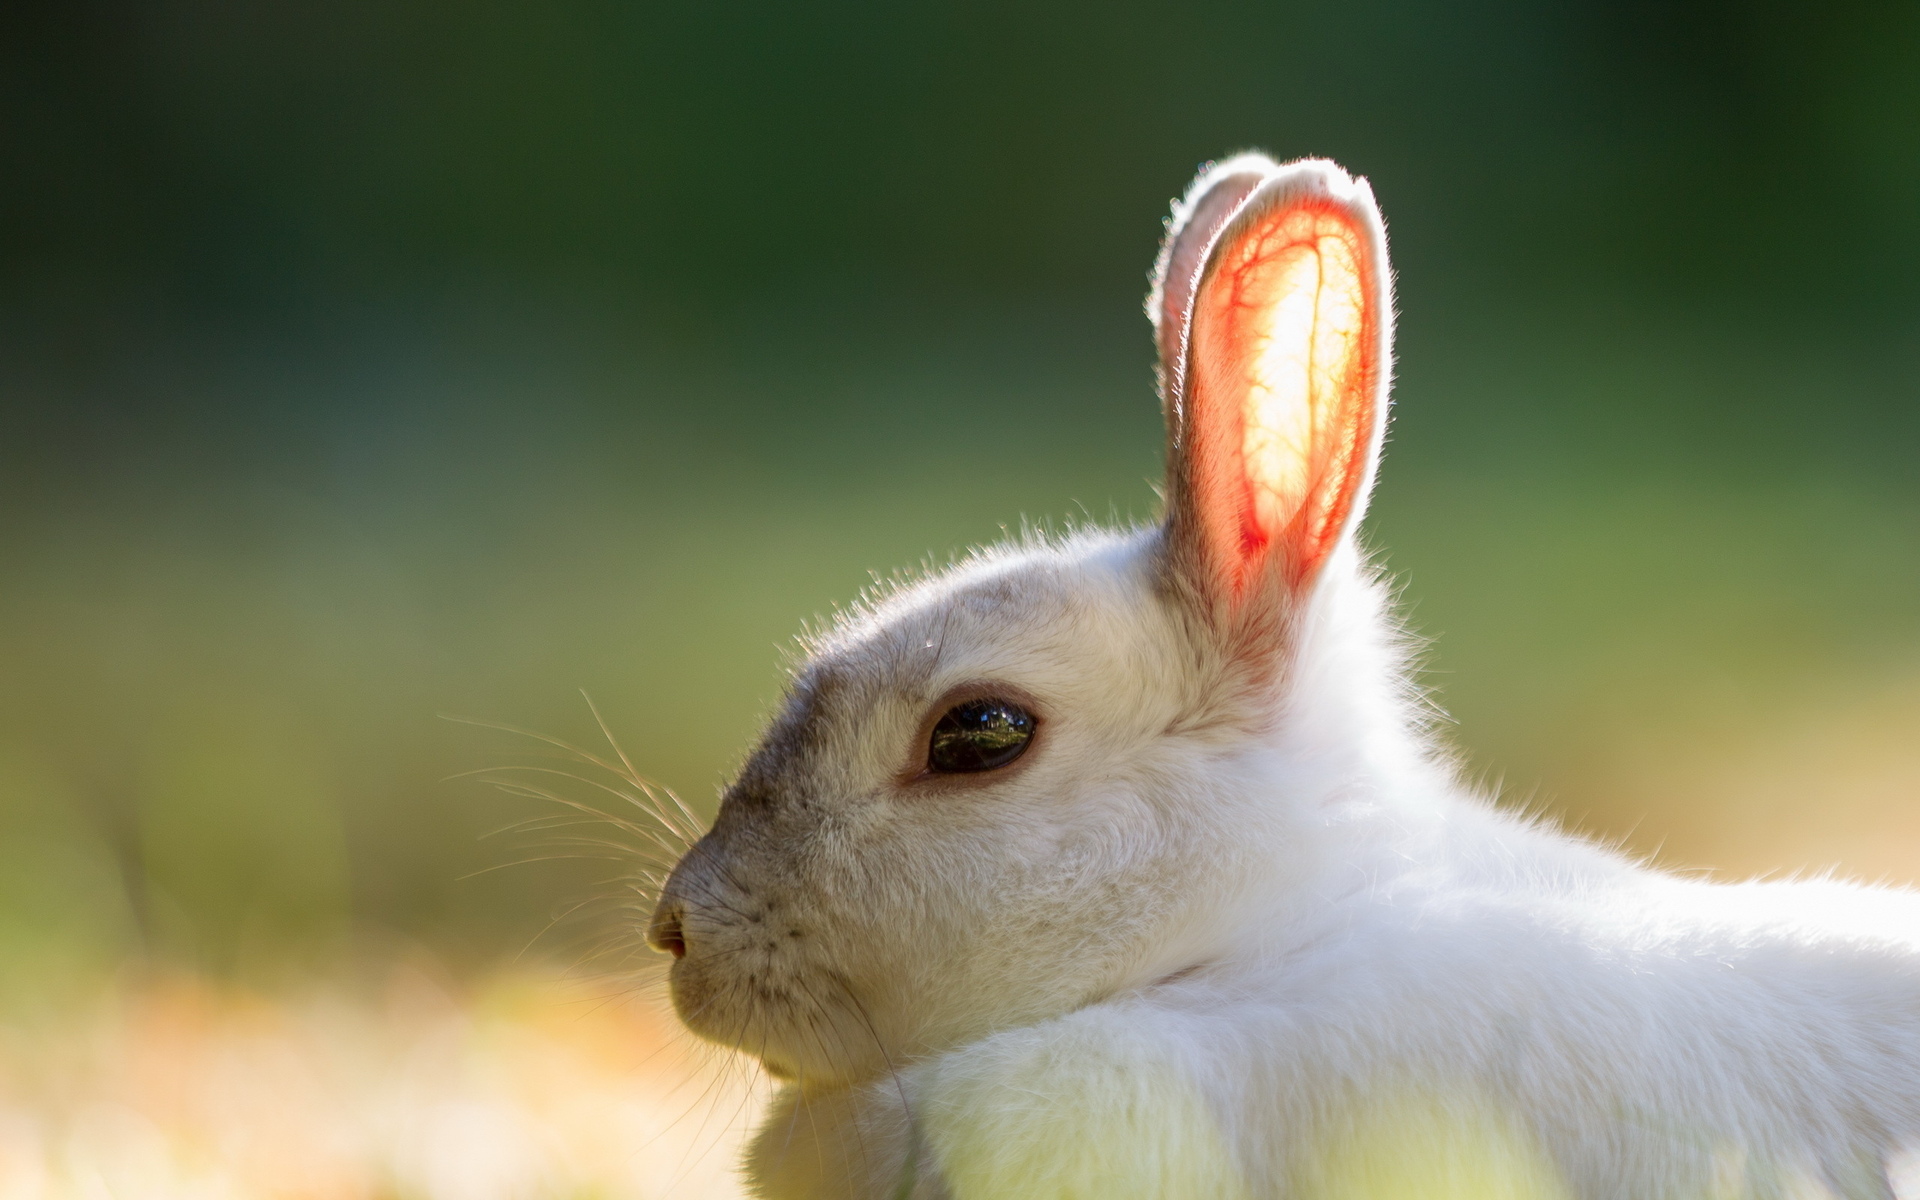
[1179,547,1502,976]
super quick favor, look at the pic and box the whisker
[440,711,636,780]
[581,689,707,840]
[462,765,694,849]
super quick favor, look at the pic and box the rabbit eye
[927,699,1036,774]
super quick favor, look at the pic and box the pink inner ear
[1188,199,1380,599]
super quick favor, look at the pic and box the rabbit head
[648,155,1402,1086]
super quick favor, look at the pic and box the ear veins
[1190,200,1378,598]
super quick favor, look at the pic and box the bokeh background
[2,1,1918,1195]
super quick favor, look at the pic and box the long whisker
[463,764,698,849]
[581,689,706,839]
[463,771,688,849]
[456,852,636,880]
[508,891,616,963]
[828,969,914,1131]
[440,711,634,776]
[792,974,876,1179]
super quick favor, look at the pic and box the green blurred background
[3,0,1917,991]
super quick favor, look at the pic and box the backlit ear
[1152,156,1392,613]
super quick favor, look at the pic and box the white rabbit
[647,153,1920,1199]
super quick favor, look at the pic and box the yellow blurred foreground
[0,965,767,1200]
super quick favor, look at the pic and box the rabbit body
[651,156,1920,1198]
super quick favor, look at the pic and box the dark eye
[927,698,1036,774]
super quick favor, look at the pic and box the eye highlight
[927,698,1036,774]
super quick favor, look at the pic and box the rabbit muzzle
[650,823,896,1084]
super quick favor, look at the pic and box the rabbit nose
[648,905,687,958]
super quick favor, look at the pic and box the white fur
[651,158,1920,1200]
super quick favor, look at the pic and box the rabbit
[645,153,1920,1199]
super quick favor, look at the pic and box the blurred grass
[0,962,766,1199]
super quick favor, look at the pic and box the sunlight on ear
[1237,213,1366,545]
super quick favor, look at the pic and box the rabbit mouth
[668,945,897,1084]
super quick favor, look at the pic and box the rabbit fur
[649,154,1920,1199]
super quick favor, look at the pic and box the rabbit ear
[1152,155,1392,617]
